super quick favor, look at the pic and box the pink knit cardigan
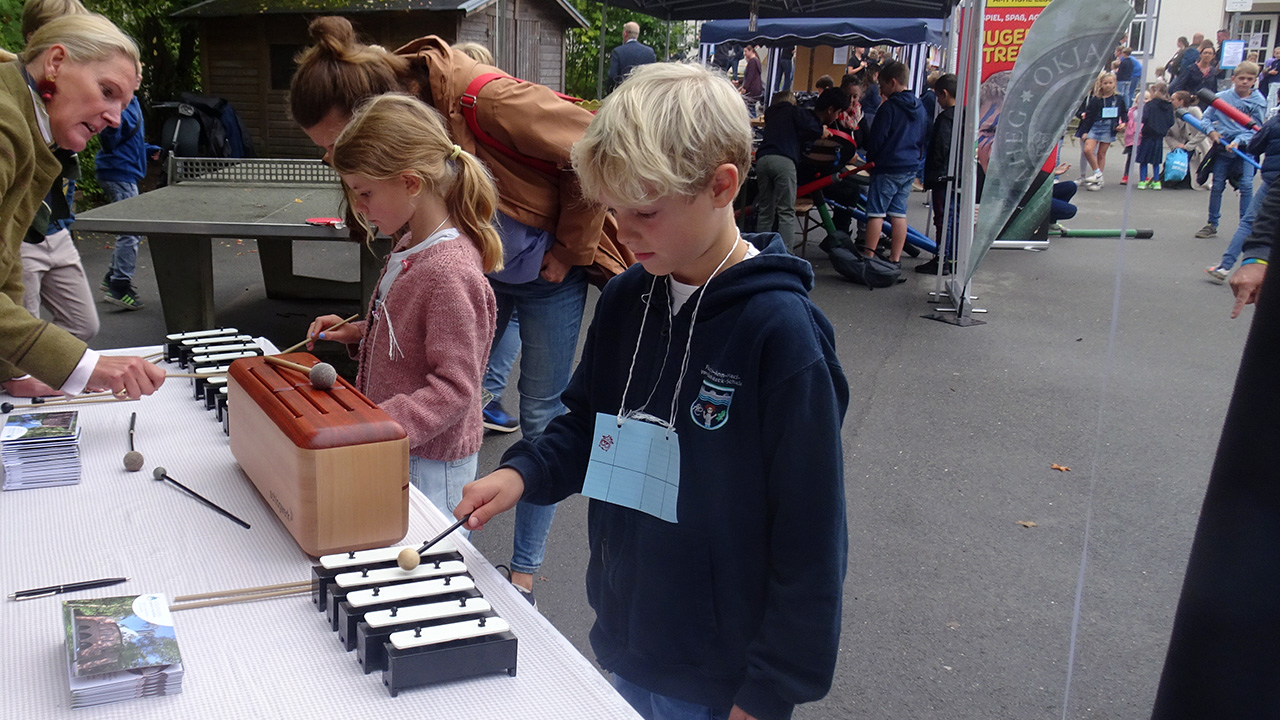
[348,235,496,461]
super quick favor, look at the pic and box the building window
[270,45,303,91]
[1128,0,1157,61]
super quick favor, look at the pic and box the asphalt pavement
[74,153,1252,719]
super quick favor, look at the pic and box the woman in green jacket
[2,13,163,398]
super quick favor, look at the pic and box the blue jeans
[483,311,520,401]
[612,674,730,720]
[489,267,588,574]
[1221,179,1269,270]
[409,453,477,539]
[100,180,141,283]
[1208,152,1257,228]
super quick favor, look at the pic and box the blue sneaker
[482,400,519,433]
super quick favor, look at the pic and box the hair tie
[449,144,462,160]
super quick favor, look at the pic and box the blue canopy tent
[700,17,946,48]
[699,17,948,103]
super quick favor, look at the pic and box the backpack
[827,245,902,289]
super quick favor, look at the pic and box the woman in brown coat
[290,17,630,603]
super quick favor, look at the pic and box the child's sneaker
[103,282,145,310]
[99,271,110,294]
[1195,224,1218,238]
[482,399,519,433]
[1205,265,1230,284]
[1121,175,1129,185]
[1150,181,1161,190]
[1136,180,1149,189]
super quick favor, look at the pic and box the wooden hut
[172,0,588,157]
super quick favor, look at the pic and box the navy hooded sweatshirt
[501,234,849,720]
[95,97,158,184]
[865,88,929,174]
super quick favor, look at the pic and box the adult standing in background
[2,14,165,398]
[1161,37,1190,81]
[776,44,795,92]
[606,22,655,94]
[289,17,632,606]
[1182,33,1207,77]
[741,44,763,116]
[1171,42,1220,108]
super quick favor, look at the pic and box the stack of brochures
[63,594,184,707]
[0,410,82,490]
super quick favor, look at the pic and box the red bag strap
[460,72,575,177]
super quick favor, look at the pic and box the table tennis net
[169,157,339,185]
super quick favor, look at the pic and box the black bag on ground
[827,245,902,288]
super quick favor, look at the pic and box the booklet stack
[63,594,184,708]
[0,411,82,490]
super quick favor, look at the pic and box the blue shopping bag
[1164,148,1189,183]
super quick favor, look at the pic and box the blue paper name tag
[581,412,680,523]
[1101,106,1119,119]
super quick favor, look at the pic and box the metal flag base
[923,311,987,326]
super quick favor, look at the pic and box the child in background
[1137,83,1176,189]
[1079,72,1128,189]
[755,90,827,252]
[457,62,848,720]
[305,93,501,520]
[862,59,929,265]
[1120,97,1138,185]
[1168,90,1213,190]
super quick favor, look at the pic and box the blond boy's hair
[1234,60,1260,77]
[571,62,751,205]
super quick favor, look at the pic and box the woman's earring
[36,75,56,102]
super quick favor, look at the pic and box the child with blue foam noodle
[456,62,849,720]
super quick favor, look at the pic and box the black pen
[8,577,129,601]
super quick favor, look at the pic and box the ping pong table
[73,157,390,333]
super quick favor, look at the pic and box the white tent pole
[947,0,986,318]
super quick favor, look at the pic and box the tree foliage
[83,0,202,104]
[0,0,23,54]
[564,1,698,100]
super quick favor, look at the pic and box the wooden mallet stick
[280,313,359,354]
[0,394,131,413]
[167,371,228,379]
[171,584,310,611]
[174,580,310,603]
[263,355,337,390]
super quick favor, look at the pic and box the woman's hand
[87,356,166,399]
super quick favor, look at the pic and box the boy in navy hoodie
[457,62,849,720]
[95,96,158,309]
[861,60,929,265]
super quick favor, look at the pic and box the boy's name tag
[1101,106,1119,119]
[581,413,680,523]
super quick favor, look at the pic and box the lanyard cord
[614,238,741,433]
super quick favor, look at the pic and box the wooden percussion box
[228,353,409,556]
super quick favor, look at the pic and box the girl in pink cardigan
[306,93,501,521]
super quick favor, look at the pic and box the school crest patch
[690,380,733,430]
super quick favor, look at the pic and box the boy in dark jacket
[862,59,929,265]
[755,91,827,251]
[457,62,848,720]
[95,96,159,309]
[919,73,956,275]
